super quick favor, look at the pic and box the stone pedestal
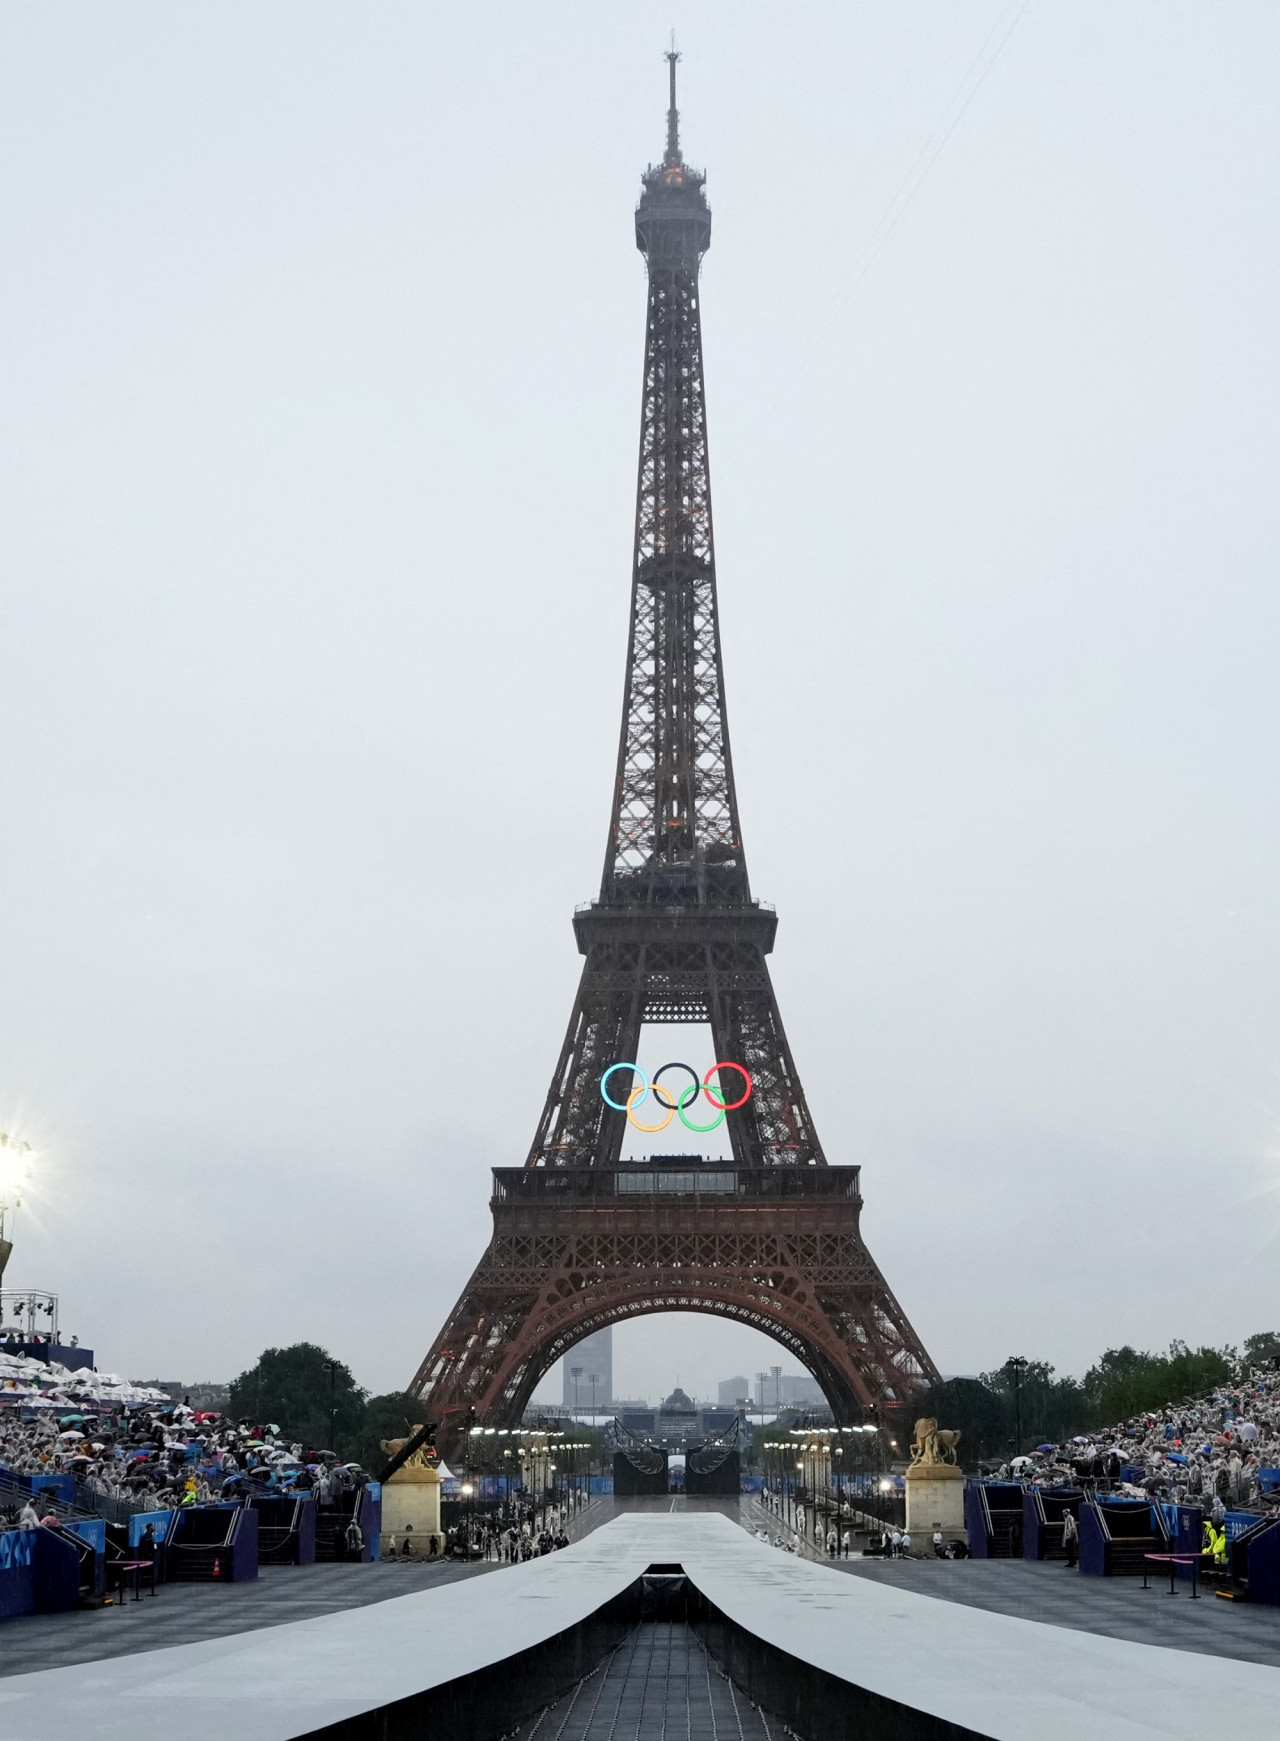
[904,1463,966,1545]
[380,1463,444,1560]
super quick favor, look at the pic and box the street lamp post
[321,1359,338,1458]
[1009,1357,1028,1458]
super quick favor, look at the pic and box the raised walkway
[0,1505,1276,1741]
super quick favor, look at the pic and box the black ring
[651,1060,700,1112]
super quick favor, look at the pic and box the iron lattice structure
[409,58,939,1456]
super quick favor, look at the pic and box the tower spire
[665,38,681,165]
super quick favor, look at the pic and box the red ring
[703,1061,752,1111]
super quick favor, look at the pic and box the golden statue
[909,1417,961,1467]
[380,1427,433,1470]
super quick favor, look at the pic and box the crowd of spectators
[0,1346,166,1411]
[433,1493,574,1562]
[0,1399,375,1525]
[997,1364,1280,1518]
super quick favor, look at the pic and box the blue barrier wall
[129,1510,178,1550]
[0,1530,35,1621]
[229,1506,258,1581]
[63,1519,105,1555]
[0,1471,77,1507]
[1245,1517,1280,1605]
[33,1530,81,1613]
[1158,1503,1202,1579]
[360,1485,381,1563]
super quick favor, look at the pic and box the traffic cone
[212,1557,221,1579]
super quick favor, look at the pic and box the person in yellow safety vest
[1201,1521,1227,1567]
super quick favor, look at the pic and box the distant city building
[563,1326,612,1412]
[753,1366,824,1409]
[134,1380,229,1411]
[780,1374,825,1406]
[718,1375,750,1407]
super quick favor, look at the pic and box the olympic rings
[599,1060,753,1133]
[704,1061,752,1112]
[625,1083,675,1133]
[600,1063,642,1111]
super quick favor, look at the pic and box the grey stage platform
[0,1509,1276,1740]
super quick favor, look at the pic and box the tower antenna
[665,35,681,164]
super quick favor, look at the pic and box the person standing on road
[1062,1509,1079,1568]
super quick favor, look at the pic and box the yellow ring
[626,1082,675,1133]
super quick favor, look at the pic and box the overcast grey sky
[2,2,1278,1403]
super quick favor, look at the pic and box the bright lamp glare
[0,1135,34,1199]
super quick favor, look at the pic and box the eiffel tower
[408,55,939,1456]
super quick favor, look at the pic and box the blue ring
[601,1062,647,1112]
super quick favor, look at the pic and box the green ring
[676,1081,726,1134]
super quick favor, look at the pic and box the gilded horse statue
[909,1417,961,1467]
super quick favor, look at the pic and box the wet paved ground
[0,1555,493,1677]
[3,1493,1277,1675]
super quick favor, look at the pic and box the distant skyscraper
[755,1366,783,1409]
[563,1326,612,1412]
[718,1375,750,1406]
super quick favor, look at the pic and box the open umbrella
[1165,1452,1188,1464]
[1036,1444,1056,1453]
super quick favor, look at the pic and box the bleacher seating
[1078,1498,1168,1576]
[165,1503,258,1581]
[250,1493,317,1565]
[1022,1486,1082,1560]
[964,1482,1023,1558]
[314,1484,380,1562]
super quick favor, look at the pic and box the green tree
[349,1392,423,1473]
[1081,1341,1234,1424]
[1244,1331,1280,1368]
[979,1358,1089,1454]
[227,1344,367,1455]
[907,1376,1014,1466]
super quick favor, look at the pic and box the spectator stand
[2,1462,111,1598]
[1022,1486,1082,1561]
[1,1468,76,1507]
[1223,1513,1280,1606]
[127,1507,178,1552]
[248,1491,317,1565]
[166,1502,258,1582]
[1079,1497,1169,1576]
[964,1481,1023,1558]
